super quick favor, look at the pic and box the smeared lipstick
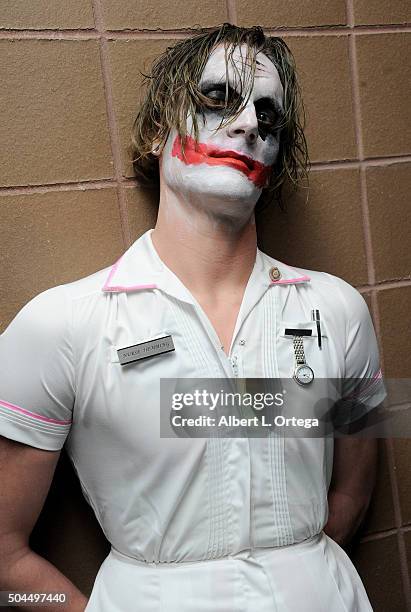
[171,135,272,188]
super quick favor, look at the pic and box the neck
[151,186,258,303]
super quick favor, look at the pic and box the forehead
[199,43,283,100]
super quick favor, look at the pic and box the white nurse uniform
[0,229,387,611]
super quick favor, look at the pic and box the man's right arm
[0,436,88,612]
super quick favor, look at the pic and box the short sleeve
[333,277,387,425]
[0,286,75,451]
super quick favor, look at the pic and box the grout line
[91,0,131,248]
[310,155,411,170]
[1,155,410,196]
[0,180,117,196]
[386,437,411,610]
[348,25,411,34]
[0,30,100,40]
[226,0,237,24]
[386,403,411,414]
[358,166,376,286]
[360,527,398,543]
[370,289,384,364]
[1,25,411,40]
[357,279,411,292]
[361,525,411,544]
[352,21,411,35]
[385,438,404,535]
[346,0,376,288]
[361,525,411,546]
[0,30,193,41]
[345,0,355,29]
[104,31,195,40]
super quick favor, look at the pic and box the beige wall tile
[0,1,94,29]
[256,168,368,285]
[107,39,172,179]
[101,0,227,30]
[0,40,113,187]
[0,188,124,332]
[356,33,411,158]
[285,36,357,162]
[394,439,411,526]
[353,1,411,26]
[123,186,158,242]
[352,535,406,611]
[366,163,411,282]
[237,0,346,27]
[378,286,411,378]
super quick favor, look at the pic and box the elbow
[0,532,31,586]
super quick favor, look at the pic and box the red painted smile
[171,135,272,188]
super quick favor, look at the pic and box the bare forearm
[325,489,371,547]
[0,547,88,612]
[324,438,378,547]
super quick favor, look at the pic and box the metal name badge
[117,335,175,366]
[284,329,313,337]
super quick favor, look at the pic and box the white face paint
[158,44,284,227]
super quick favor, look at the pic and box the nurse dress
[0,229,387,611]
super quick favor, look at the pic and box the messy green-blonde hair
[130,23,309,210]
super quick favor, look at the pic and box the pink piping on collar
[270,275,311,285]
[102,257,158,293]
[0,399,72,425]
[102,256,311,291]
[102,255,122,291]
[104,284,158,292]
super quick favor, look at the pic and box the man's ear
[151,137,163,157]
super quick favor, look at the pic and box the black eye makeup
[199,82,238,108]
[198,80,284,140]
[254,97,284,140]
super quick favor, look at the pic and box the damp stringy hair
[130,23,309,211]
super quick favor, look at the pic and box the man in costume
[0,24,386,611]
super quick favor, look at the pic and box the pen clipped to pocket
[311,309,322,350]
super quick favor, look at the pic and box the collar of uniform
[101,229,311,303]
[238,249,310,324]
[102,229,195,304]
[258,250,311,287]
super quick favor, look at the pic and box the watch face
[294,365,314,385]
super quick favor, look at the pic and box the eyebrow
[199,80,284,115]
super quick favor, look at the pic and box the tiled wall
[1,2,410,610]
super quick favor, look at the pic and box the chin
[165,162,262,206]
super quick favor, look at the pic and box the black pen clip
[311,309,322,350]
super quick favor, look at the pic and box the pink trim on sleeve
[344,368,383,400]
[0,399,72,425]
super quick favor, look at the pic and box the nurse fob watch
[292,335,314,386]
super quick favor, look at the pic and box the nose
[226,104,258,145]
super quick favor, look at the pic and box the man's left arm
[324,437,378,547]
